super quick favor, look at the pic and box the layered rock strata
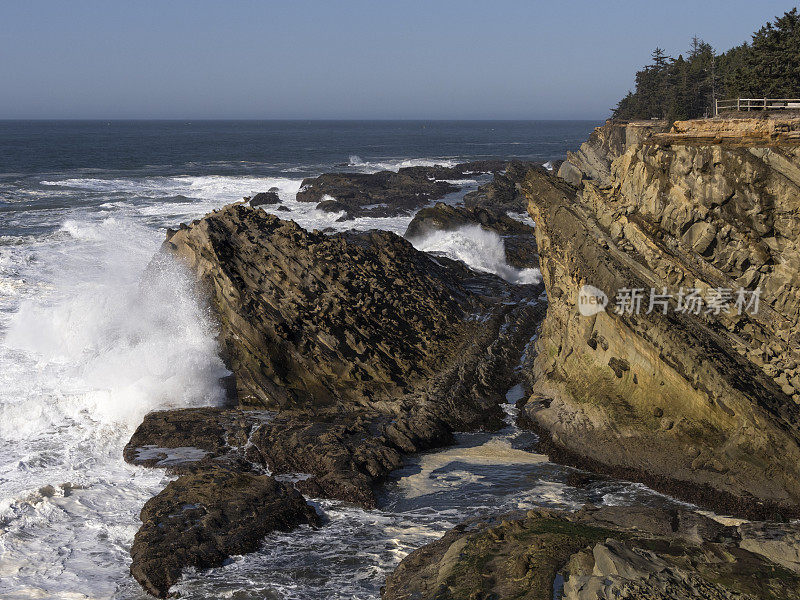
[128,202,544,596]
[382,505,800,600]
[523,119,800,518]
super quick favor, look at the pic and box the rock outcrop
[128,201,545,596]
[163,203,540,410]
[522,118,800,518]
[130,469,320,598]
[295,161,510,219]
[463,159,540,213]
[383,506,800,600]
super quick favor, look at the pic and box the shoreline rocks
[383,505,800,600]
[127,201,545,596]
[295,160,520,219]
[130,469,320,598]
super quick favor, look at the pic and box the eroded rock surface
[522,119,800,518]
[295,160,509,219]
[383,506,800,600]
[127,201,545,595]
[130,469,320,598]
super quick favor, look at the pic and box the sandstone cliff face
[524,119,800,518]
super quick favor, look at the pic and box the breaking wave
[409,225,541,285]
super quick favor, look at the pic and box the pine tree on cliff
[745,8,800,97]
[612,9,800,121]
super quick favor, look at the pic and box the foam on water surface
[409,225,542,285]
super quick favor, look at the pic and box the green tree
[612,9,800,121]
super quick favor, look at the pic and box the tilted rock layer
[128,203,545,596]
[523,118,800,518]
[383,506,800,600]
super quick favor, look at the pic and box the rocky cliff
[128,203,545,596]
[523,118,800,518]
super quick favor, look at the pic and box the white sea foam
[409,225,541,285]
[344,155,460,173]
[0,212,227,598]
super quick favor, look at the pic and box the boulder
[249,191,281,206]
[130,469,319,598]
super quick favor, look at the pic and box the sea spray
[409,225,541,285]
[0,214,227,598]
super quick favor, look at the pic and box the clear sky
[0,1,796,120]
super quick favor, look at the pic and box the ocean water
[0,120,688,600]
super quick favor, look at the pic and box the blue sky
[0,1,796,119]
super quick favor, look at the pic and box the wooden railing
[715,98,800,115]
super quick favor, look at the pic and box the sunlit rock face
[523,119,800,519]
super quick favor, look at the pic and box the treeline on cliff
[612,8,800,121]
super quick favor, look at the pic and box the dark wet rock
[522,120,800,519]
[123,407,260,474]
[295,160,512,219]
[130,469,319,598]
[162,203,542,410]
[462,159,541,213]
[383,505,800,600]
[404,201,538,269]
[315,198,351,220]
[249,191,281,207]
[276,205,290,211]
[296,171,457,218]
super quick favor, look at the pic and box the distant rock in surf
[249,190,281,206]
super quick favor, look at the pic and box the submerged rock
[315,198,351,220]
[523,119,800,518]
[130,469,319,598]
[383,505,800,600]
